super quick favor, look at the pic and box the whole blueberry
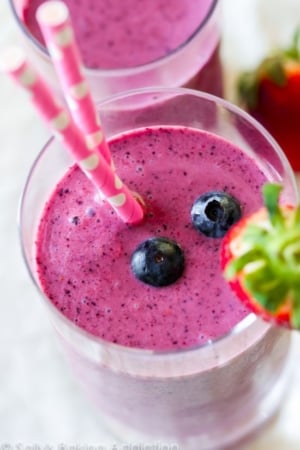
[191,191,242,238]
[131,237,185,287]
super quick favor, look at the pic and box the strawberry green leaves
[292,289,300,329]
[284,27,300,61]
[237,28,300,171]
[262,183,284,228]
[238,56,287,110]
[238,28,300,110]
[222,183,300,330]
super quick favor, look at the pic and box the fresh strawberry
[221,183,300,330]
[238,29,300,171]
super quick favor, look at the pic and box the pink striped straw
[36,0,112,165]
[1,47,144,224]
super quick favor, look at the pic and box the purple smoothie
[21,0,223,95]
[36,126,267,351]
[21,85,295,448]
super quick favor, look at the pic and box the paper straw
[1,47,144,224]
[36,0,112,165]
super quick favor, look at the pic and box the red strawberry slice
[221,183,300,330]
[238,29,300,171]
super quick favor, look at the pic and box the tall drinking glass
[9,0,222,101]
[20,88,298,450]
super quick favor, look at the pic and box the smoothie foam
[36,126,268,351]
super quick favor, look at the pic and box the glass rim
[9,0,219,75]
[18,85,297,359]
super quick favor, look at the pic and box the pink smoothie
[21,0,223,95]
[36,126,268,351]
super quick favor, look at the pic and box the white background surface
[0,0,300,449]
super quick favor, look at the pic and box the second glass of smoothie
[20,88,298,449]
[10,0,223,100]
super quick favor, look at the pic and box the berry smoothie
[34,124,292,447]
[18,0,222,95]
[36,127,263,349]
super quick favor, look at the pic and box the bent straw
[1,47,144,224]
[36,0,112,165]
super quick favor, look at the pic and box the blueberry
[191,191,241,238]
[131,237,185,287]
[71,216,80,225]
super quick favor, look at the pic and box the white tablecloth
[1,0,300,448]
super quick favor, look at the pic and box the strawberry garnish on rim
[238,29,300,171]
[221,183,300,330]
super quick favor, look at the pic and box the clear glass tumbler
[9,0,223,101]
[19,88,298,450]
